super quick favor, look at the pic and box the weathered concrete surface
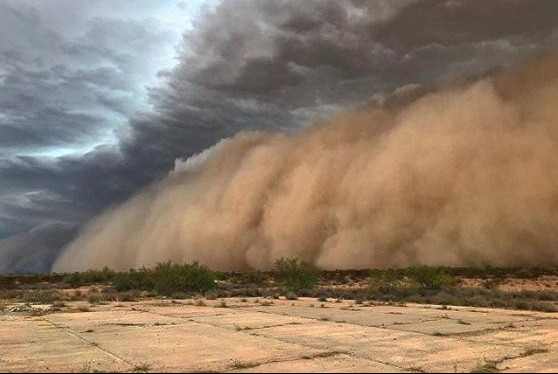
[1,298,557,373]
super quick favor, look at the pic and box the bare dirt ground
[1,297,557,373]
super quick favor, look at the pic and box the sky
[1,0,558,273]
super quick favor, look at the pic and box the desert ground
[1,296,558,373]
[2,267,558,373]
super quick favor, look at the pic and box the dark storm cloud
[376,0,558,48]
[0,0,181,243]
[0,110,103,149]
[0,2,174,151]
[0,223,78,274]
[120,0,558,178]
[1,0,558,273]
[166,0,558,125]
[0,147,141,230]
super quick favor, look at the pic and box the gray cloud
[1,0,558,273]
[0,223,78,274]
[119,0,558,185]
[376,0,558,48]
[0,0,190,241]
[0,3,176,152]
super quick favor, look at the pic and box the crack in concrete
[226,350,348,373]
[134,307,243,320]
[248,306,549,350]
[241,327,423,373]
[40,316,136,370]
[477,346,552,372]
[229,310,538,371]
[31,303,554,373]
[233,321,304,331]
[139,307,408,372]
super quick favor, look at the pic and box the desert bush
[368,269,406,294]
[531,303,557,313]
[238,286,264,297]
[63,267,116,288]
[285,292,298,300]
[22,290,62,304]
[205,290,219,300]
[68,290,84,301]
[0,289,25,300]
[406,266,453,291]
[112,268,155,292]
[235,271,269,286]
[367,269,421,301]
[63,272,83,288]
[274,258,318,293]
[152,262,217,296]
[115,289,135,298]
[87,292,115,304]
[363,269,558,313]
[112,262,217,298]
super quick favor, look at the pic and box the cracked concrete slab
[65,320,324,372]
[231,354,405,373]
[1,299,557,373]
[246,320,526,372]
[388,318,514,336]
[0,317,132,373]
[45,310,182,330]
[191,311,311,331]
[246,305,436,328]
[501,353,558,373]
[466,318,558,346]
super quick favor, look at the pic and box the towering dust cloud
[54,55,558,272]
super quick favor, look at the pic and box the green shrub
[366,268,421,301]
[368,269,406,294]
[406,266,453,291]
[63,267,116,288]
[113,268,155,292]
[153,262,217,296]
[274,258,318,293]
[111,263,217,296]
[236,271,269,286]
[64,272,84,288]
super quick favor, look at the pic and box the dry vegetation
[1,260,558,313]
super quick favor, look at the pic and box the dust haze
[54,55,558,272]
